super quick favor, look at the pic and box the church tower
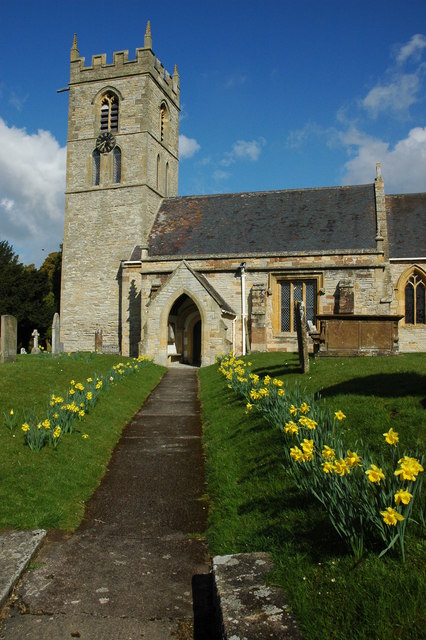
[60,23,180,353]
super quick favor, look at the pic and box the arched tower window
[160,102,169,143]
[112,146,121,183]
[404,271,425,325]
[100,93,119,132]
[92,149,100,185]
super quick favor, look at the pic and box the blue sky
[1,0,425,266]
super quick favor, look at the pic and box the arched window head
[92,149,100,185]
[100,93,119,132]
[112,146,121,184]
[160,102,169,143]
[404,271,425,325]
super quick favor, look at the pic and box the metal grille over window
[280,280,316,332]
[92,149,100,185]
[280,282,291,331]
[405,274,426,324]
[100,94,118,132]
[112,147,121,184]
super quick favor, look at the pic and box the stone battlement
[69,22,179,99]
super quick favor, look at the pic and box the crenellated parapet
[69,22,179,103]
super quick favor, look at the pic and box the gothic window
[280,280,317,331]
[160,102,168,142]
[92,149,100,185]
[165,162,169,196]
[112,146,121,183]
[404,272,425,325]
[156,154,161,191]
[100,93,119,132]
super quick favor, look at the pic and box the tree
[0,241,62,350]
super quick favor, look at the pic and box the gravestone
[31,329,40,354]
[95,327,103,352]
[0,315,18,363]
[52,313,61,354]
[294,300,310,373]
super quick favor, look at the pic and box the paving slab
[0,530,46,612]
[0,367,218,639]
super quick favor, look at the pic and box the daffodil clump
[13,355,152,452]
[217,354,424,560]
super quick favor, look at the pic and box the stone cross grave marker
[294,300,310,373]
[31,329,40,354]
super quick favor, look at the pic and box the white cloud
[396,33,426,65]
[179,134,201,159]
[0,117,66,266]
[361,34,426,117]
[221,138,266,166]
[341,126,426,193]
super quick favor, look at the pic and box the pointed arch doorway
[167,294,202,366]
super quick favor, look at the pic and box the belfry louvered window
[160,102,168,142]
[405,273,425,324]
[280,280,316,331]
[100,94,119,132]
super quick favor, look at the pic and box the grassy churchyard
[1,350,424,639]
[199,352,425,640]
[0,352,165,530]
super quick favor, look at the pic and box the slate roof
[386,193,426,259]
[147,185,378,257]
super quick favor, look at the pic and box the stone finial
[173,64,179,80]
[71,33,80,61]
[375,162,382,182]
[144,21,152,50]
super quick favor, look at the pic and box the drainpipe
[232,317,236,355]
[240,262,247,356]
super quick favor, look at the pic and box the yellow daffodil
[284,421,299,435]
[333,458,350,476]
[394,456,424,482]
[394,489,413,506]
[53,426,61,438]
[380,507,404,526]
[322,461,334,474]
[322,445,335,460]
[345,450,362,468]
[289,405,298,415]
[278,389,285,397]
[82,433,89,439]
[299,402,310,414]
[365,464,385,484]
[334,410,346,421]
[383,428,399,446]
[21,423,30,432]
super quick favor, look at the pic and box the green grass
[0,352,165,530]
[199,353,426,640]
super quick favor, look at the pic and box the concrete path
[0,367,218,639]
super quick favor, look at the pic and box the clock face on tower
[96,131,116,153]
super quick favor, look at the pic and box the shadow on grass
[319,372,426,399]
[237,486,346,561]
[253,364,302,377]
